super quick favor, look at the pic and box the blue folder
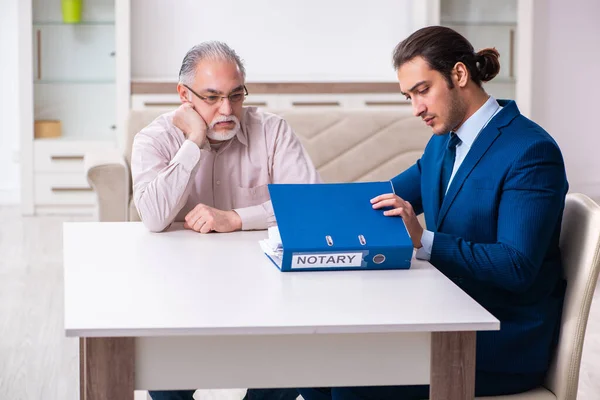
[266,181,414,272]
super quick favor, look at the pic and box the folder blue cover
[266,181,414,272]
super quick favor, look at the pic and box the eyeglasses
[183,84,248,106]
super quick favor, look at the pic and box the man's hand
[184,204,242,234]
[370,193,423,248]
[173,102,208,147]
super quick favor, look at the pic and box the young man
[299,25,568,400]
[131,41,315,400]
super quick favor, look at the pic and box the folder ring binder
[326,235,334,246]
[373,254,386,264]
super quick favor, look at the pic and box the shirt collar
[454,95,501,149]
[234,108,249,147]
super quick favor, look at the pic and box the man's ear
[453,62,470,88]
[176,83,190,103]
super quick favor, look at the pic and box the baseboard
[0,187,20,205]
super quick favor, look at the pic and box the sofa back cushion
[124,106,431,184]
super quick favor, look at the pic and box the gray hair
[178,41,246,85]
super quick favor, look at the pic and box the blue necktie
[440,133,462,201]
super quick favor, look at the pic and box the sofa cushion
[272,108,430,183]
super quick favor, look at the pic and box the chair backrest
[124,108,174,167]
[545,193,600,399]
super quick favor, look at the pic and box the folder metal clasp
[326,235,334,246]
[358,235,367,245]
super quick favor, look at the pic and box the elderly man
[131,41,317,400]
[132,41,321,235]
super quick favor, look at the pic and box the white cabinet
[29,139,118,215]
[33,140,114,173]
[32,140,115,213]
[20,0,130,215]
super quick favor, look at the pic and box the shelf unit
[20,0,130,216]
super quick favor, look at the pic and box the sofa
[84,107,432,223]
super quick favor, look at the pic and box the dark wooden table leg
[430,331,476,400]
[80,337,135,400]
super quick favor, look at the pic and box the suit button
[216,180,221,185]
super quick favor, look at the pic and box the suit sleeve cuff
[415,230,434,261]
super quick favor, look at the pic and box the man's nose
[412,100,426,117]
[218,98,233,115]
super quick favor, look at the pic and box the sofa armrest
[84,149,130,222]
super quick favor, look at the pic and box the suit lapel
[437,126,501,229]
[436,100,520,230]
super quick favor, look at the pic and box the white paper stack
[259,226,284,266]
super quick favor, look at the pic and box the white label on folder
[291,252,364,269]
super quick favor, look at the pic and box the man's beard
[441,89,467,134]
[207,115,241,141]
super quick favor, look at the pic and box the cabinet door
[33,24,115,82]
[444,24,517,81]
[34,83,116,140]
[440,0,517,24]
[439,0,518,90]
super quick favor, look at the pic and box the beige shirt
[131,107,322,232]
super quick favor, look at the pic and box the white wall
[531,0,600,199]
[4,0,599,206]
[0,0,21,204]
[127,0,600,203]
[131,0,414,82]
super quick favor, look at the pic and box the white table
[63,222,499,400]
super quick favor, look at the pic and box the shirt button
[216,180,221,185]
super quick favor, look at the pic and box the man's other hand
[184,204,242,233]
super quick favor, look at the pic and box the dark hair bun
[475,48,500,82]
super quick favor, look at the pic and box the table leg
[80,337,135,400]
[430,331,476,400]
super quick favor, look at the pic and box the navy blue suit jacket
[391,100,568,373]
